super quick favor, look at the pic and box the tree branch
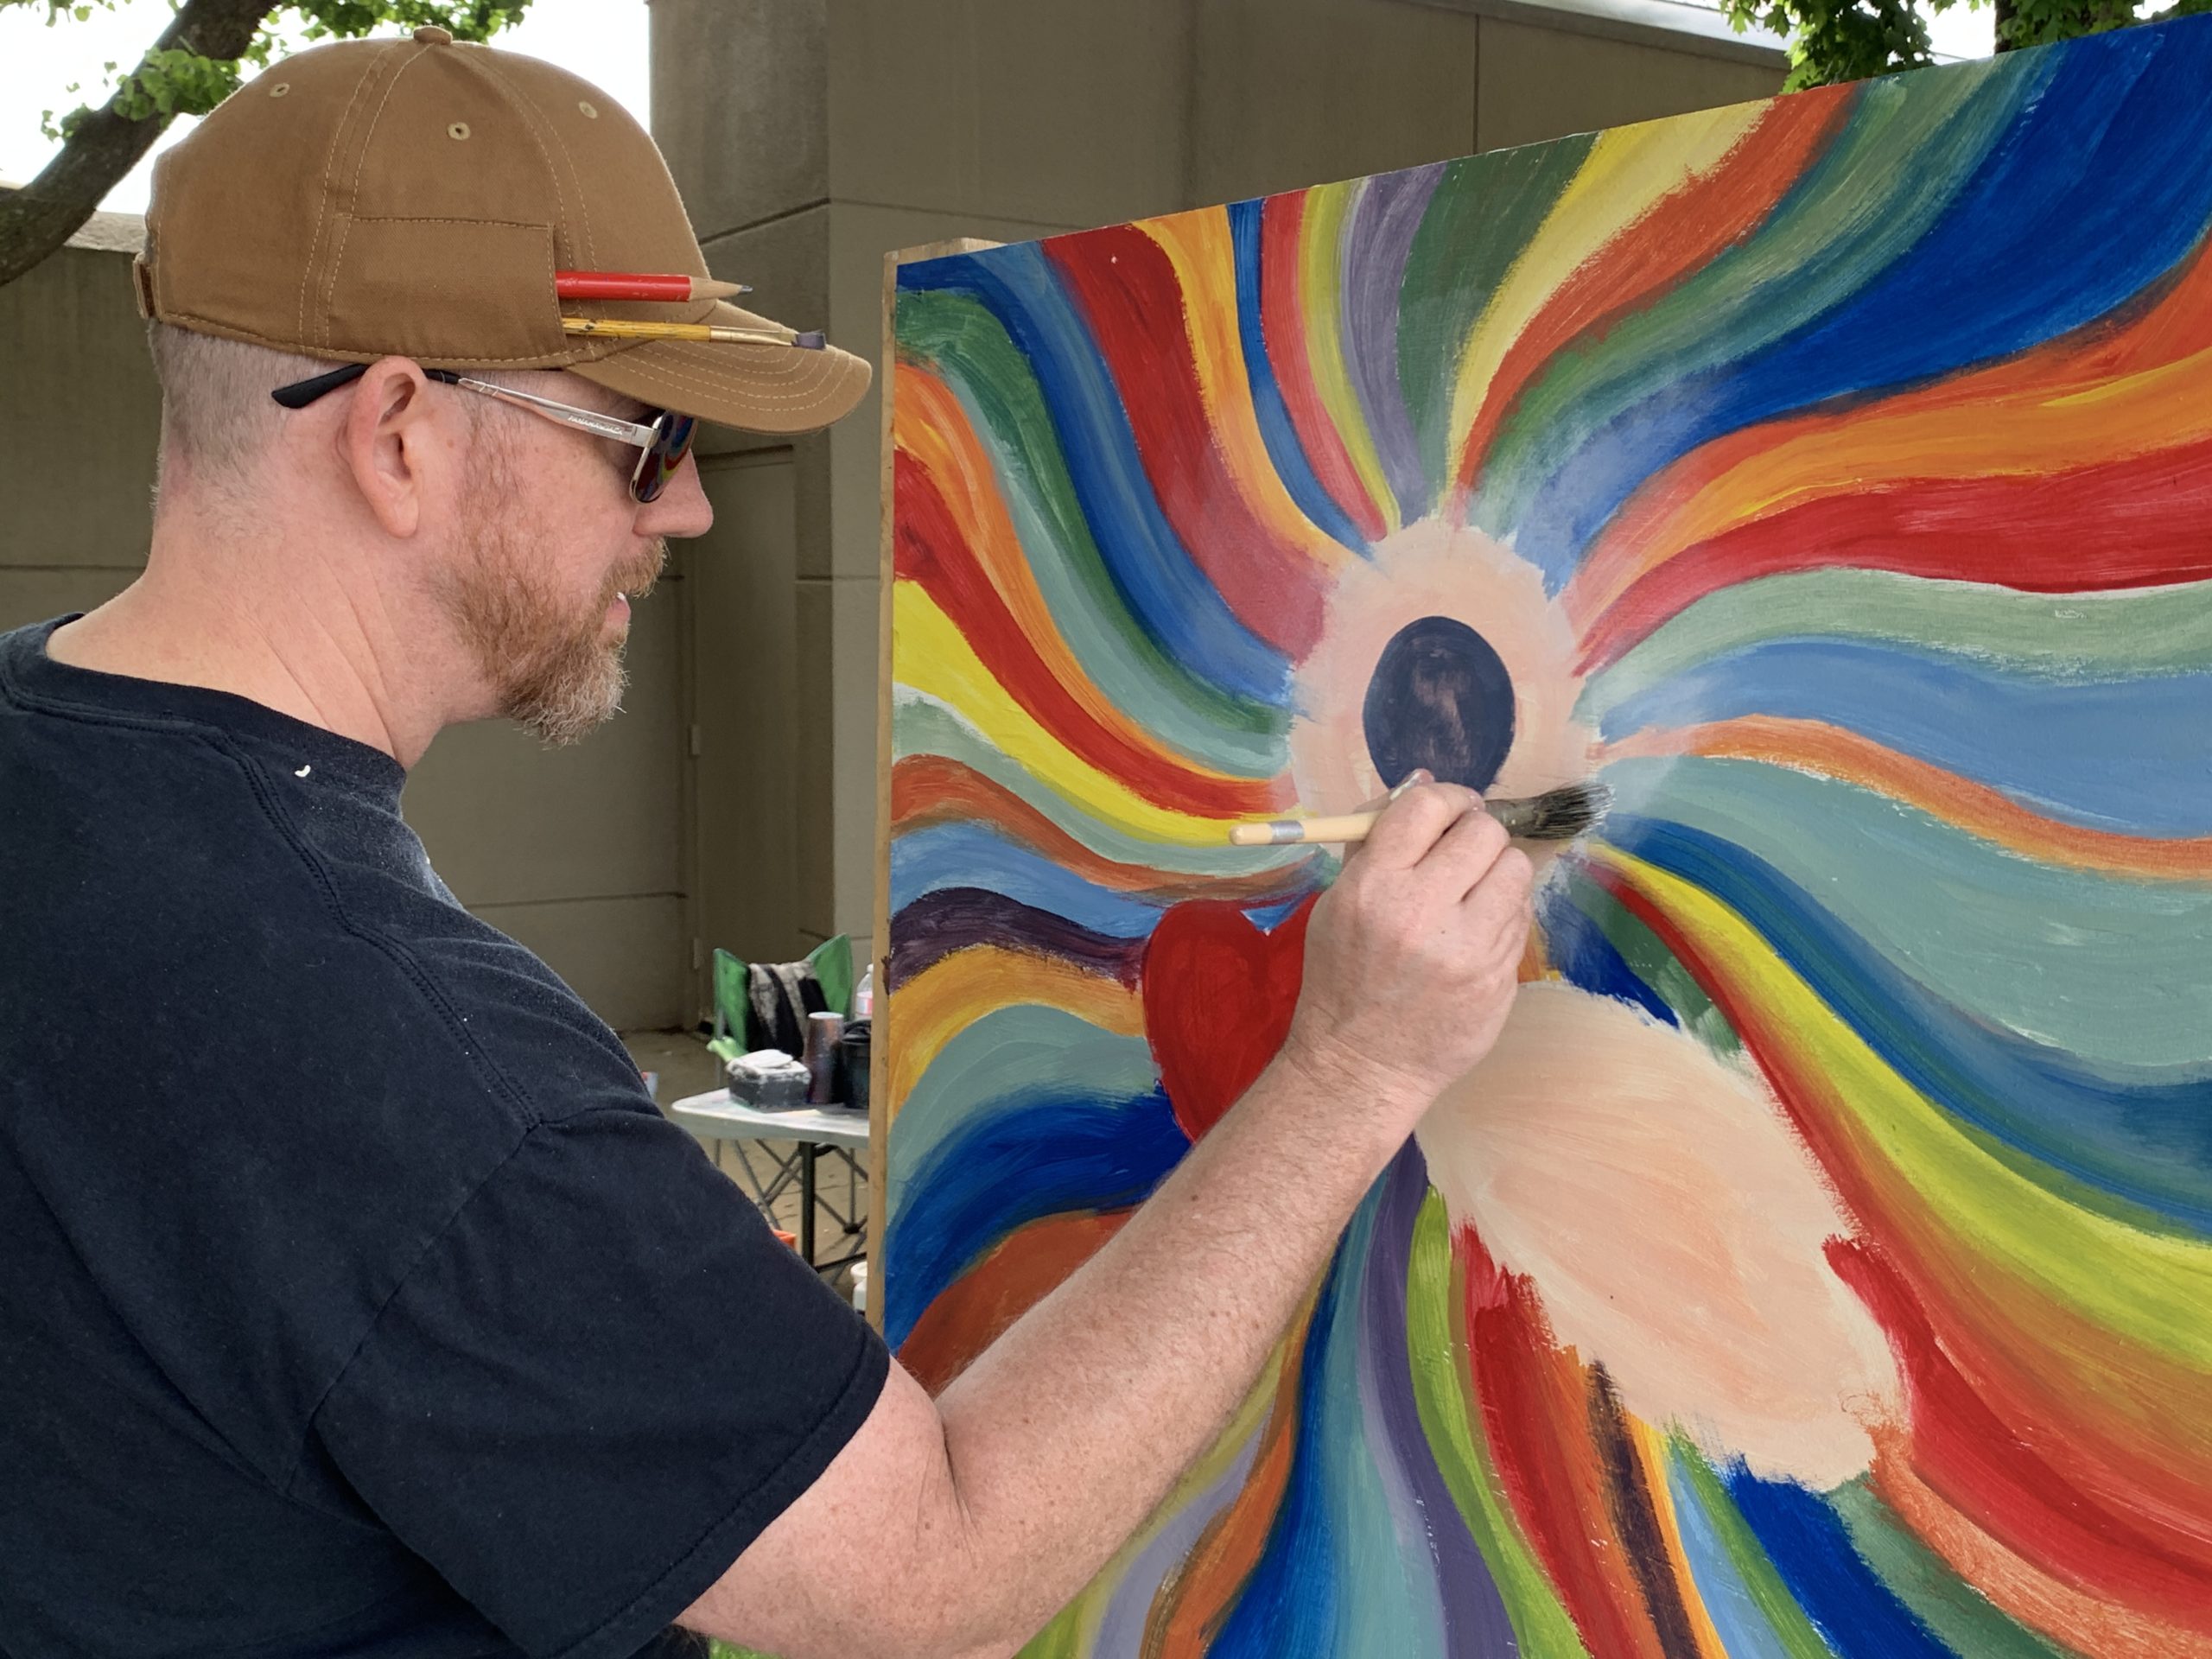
[0,0,275,288]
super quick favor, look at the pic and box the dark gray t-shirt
[0,615,886,1658]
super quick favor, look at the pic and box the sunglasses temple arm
[270,363,465,410]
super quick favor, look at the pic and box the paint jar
[836,1020,871,1116]
[802,1011,844,1105]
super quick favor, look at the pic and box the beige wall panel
[473,893,689,1033]
[404,584,683,908]
[830,573,880,954]
[0,568,137,636]
[1189,0,1479,204]
[0,246,161,569]
[826,203,1078,582]
[827,0,1194,229]
[794,574,836,943]
[1475,18,1783,151]
[652,0,829,241]
[687,451,816,974]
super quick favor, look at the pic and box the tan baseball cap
[134,27,869,435]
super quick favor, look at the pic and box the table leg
[800,1141,817,1265]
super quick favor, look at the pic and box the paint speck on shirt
[295,765,312,778]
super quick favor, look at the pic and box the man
[0,30,1534,1659]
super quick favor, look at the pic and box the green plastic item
[708,938,855,1064]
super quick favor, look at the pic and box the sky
[0,0,1994,215]
[0,0,652,212]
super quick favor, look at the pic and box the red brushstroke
[1829,1237,2212,1628]
[1141,895,1315,1141]
[895,449,1281,820]
[1575,434,2212,671]
[1046,226,1329,657]
[1459,1227,1669,1659]
[892,755,1293,900]
[1454,87,1854,500]
[1261,192,1389,543]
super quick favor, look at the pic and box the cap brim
[568,300,872,435]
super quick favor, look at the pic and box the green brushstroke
[1016,1602,1089,1659]
[1476,52,2043,532]
[893,692,1307,880]
[1670,1439,1838,1659]
[1405,1191,1592,1657]
[1555,864,1744,1061]
[887,1010,1159,1231]
[1399,136,1598,500]
[1604,754,2212,1070]
[897,289,1287,775]
[1584,571,2212,726]
[1830,1478,2078,1659]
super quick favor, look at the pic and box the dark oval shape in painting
[1362,614,1516,792]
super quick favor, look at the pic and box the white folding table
[670,1090,868,1272]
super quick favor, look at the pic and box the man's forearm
[929,1033,1427,1649]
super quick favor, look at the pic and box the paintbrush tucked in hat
[131,25,868,435]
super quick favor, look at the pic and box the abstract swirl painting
[881,18,2212,1654]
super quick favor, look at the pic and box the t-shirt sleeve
[309,1105,888,1659]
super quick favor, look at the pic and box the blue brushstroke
[883,1086,1188,1349]
[1344,165,1446,525]
[1598,637,2212,837]
[1726,1468,1948,1659]
[1667,1454,1798,1659]
[1606,812,2212,1229]
[1539,873,1677,1027]
[909,245,1293,706]
[1230,196,1370,552]
[890,823,1167,938]
[1516,22,2212,576]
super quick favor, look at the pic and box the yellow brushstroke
[887,944,1147,1125]
[894,587,1237,848]
[1445,105,1767,470]
[1143,210,1354,570]
[1301,178,1400,533]
[1628,1414,1733,1659]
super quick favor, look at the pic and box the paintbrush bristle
[1495,779,1612,841]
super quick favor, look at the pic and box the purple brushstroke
[1364,1140,1520,1656]
[1090,1409,1270,1657]
[886,888,1145,991]
[1343,163,1447,525]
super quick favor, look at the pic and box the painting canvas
[880,19,2212,1655]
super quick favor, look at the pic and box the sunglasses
[270,362,698,504]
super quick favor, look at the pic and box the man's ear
[337,358,441,538]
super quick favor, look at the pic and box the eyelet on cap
[447,122,471,141]
[577,99,598,118]
[268,81,290,98]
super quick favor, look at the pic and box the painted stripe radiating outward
[1599,637,2212,836]
[1605,716,2212,881]
[894,592,1260,848]
[1301,179,1401,535]
[1517,27,2212,578]
[1569,227,2212,653]
[896,285,1287,765]
[904,245,1291,704]
[1046,221,1343,657]
[1226,196,1370,550]
[1342,162,1446,525]
[893,385,1282,827]
[1399,137,1595,505]
[1442,102,1772,502]
[1449,88,1850,501]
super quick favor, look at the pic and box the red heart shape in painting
[1141,894,1318,1142]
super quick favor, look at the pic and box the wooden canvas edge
[869,236,1004,1336]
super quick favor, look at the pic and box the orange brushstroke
[899,1209,1134,1394]
[1602,715,2212,880]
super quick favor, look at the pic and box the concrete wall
[0,224,690,1031]
[649,0,1785,976]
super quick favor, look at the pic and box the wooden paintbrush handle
[1227,794,1545,847]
